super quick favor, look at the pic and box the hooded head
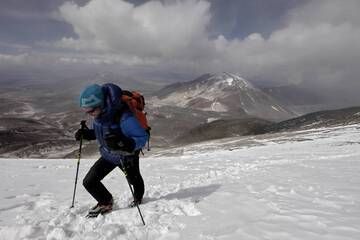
[79,84,104,108]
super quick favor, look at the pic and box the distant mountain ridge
[170,106,360,146]
[265,106,360,133]
[153,72,296,120]
[0,117,75,158]
[174,117,271,144]
[1,70,359,158]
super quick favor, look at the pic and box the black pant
[83,155,144,205]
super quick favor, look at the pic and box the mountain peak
[198,72,254,90]
[154,72,296,120]
[211,72,246,82]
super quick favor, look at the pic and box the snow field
[0,124,359,239]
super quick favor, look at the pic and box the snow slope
[0,124,360,239]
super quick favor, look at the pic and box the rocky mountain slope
[265,106,360,133]
[1,71,358,158]
[152,72,296,120]
[174,117,271,144]
[0,117,76,158]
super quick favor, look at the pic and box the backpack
[121,90,151,150]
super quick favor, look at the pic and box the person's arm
[104,129,135,152]
[121,114,148,151]
[105,113,148,152]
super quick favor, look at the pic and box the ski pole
[123,170,146,225]
[71,120,87,208]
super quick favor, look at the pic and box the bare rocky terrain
[1,72,358,158]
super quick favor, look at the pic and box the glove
[105,131,135,152]
[75,128,96,141]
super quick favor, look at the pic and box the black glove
[75,128,96,141]
[105,131,135,152]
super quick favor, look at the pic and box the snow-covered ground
[0,124,360,240]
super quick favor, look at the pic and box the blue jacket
[92,83,148,165]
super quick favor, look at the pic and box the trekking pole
[123,170,146,225]
[70,120,87,208]
[147,128,151,151]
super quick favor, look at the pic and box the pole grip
[78,120,87,157]
[80,120,87,130]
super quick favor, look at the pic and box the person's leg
[83,157,116,204]
[121,155,144,202]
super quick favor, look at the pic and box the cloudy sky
[0,0,360,102]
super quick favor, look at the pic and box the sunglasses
[84,107,98,114]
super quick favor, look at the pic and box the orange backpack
[121,90,151,150]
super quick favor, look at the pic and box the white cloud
[2,0,358,103]
[56,0,360,88]
[58,0,212,59]
[205,0,360,99]
[0,0,360,105]
[0,53,29,65]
